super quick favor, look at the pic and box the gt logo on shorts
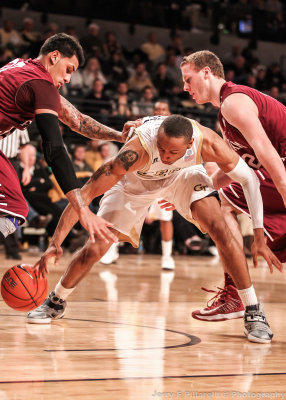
[194,184,208,191]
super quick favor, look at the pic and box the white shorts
[98,165,216,247]
[148,199,173,222]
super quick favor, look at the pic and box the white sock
[54,279,75,301]
[238,285,258,307]
[162,240,172,258]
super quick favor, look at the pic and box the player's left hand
[252,239,283,273]
[158,199,176,211]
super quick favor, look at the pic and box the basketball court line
[0,371,286,385]
[44,316,201,351]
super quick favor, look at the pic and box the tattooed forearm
[116,150,139,171]
[59,96,123,142]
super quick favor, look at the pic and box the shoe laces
[201,286,231,308]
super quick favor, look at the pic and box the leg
[160,220,173,242]
[27,234,117,324]
[191,195,273,343]
[191,196,250,290]
[160,219,175,270]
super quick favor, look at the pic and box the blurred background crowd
[0,0,285,261]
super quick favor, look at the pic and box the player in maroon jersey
[180,50,286,322]
[0,33,123,244]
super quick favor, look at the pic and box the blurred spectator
[131,86,155,117]
[245,74,257,89]
[140,31,165,64]
[48,22,59,35]
[84,78,112,120]
[105,51,129,87]
[223,44,241,68]
[225,68,235,82]
[20,17,42,57]
[72,144,93,186]
[152,62,176,98]
[233,55,249,84]
[165,53,184,88]
[127,62,157,95]
[19,144,62,237]
[65,25,78,39]
[153,99,171,116]
[256,66,269,91]
[0,19,22,56]
[82,57,107,95]
[110,81,133,119]
[85,140,102,172]
[67,67,84,97]
[102,31,123,59]
[0,44,13,68]
[266,62,286,90]
[268,85,280,100]
[80,23,102,59]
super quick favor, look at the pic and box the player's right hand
[33,243,63,278]
[78,206,118,244]
[122,119,142,141]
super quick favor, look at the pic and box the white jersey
[134,115,203,180]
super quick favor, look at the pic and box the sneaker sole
[192,310,245,322]
[27,313,65,325]
[244,329,273,344]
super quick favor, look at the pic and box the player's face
[157,129,193,165]
[50,53,79,89]
[181,64,210,104]
[153,102,170,116]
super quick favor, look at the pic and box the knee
[205,218,229,243]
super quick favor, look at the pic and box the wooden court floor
[0,250,285,399]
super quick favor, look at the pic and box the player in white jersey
[28,115,281,343]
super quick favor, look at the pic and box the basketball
[1,264,48,311]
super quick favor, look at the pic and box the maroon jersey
[218,81,286,170]
[0,151,28,222]
[0,58,60,137]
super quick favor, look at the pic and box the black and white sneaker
[27,291,66,324]
[244,304,273,344]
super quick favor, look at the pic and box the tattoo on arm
[59,96,122,142]
[89,150,138,185]
[116,150,139,171]
[90,163,113,183]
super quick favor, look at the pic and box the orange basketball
[1,264,48,311]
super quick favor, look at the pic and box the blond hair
[181,50,225,79]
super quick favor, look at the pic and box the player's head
[157,115,194,165]
[180,50,225,104]
[39,33,84,89]
[153,100,171,116]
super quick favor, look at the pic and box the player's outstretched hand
[34,243,63,278]
[122,119,142,142]
[79,207,118,244]
[252,240,283,274]
[158,199,176,211]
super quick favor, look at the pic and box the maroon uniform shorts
[0,150,28,223]
[220,167,286,262]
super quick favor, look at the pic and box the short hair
[181,50,225,79]
[160,115,193,141]
[39,33,85,66]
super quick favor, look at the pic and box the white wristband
[226,157,264,229]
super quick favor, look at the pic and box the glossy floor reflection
[0,252,285,399]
